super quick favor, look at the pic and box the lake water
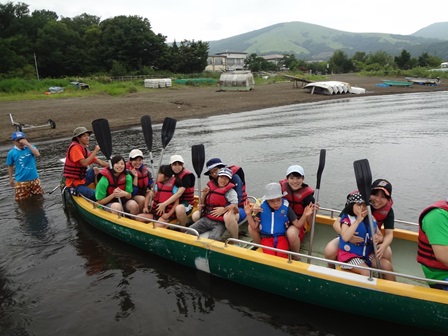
[1,91,448,335]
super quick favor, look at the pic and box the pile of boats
[303,81,366,95]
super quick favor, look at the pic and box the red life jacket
[372,199,393,229]
[151,176,176,213]
[98,167,127,197]
[280,179,314,217]
[417,200,448,271]
[204,180,235,222]
[126,161,150,195]
[177,168,195,205]
[63,142,90,179]
[228,165,247,206]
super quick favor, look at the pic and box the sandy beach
[1,73,447,145]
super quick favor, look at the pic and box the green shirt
[95,174,133,201]
[421,208,448,282]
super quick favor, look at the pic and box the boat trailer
[9,113,56,132]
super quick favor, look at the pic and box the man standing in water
[6,131,44,201]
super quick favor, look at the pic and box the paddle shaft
[307,149,326,262]
[158,117,177,169]
[91,119,123,211]
[353,159,381,273]
[141,115,156,209]
[191,144,206,214]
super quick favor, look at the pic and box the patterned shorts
[15,178,44,201]
[340,254,374,269]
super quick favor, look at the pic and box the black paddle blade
[315,149,326,189]
[191,144,206,177]
[161,117,177,148]
[91,118,112,160]
[353,159,372,203]
[140,115,153,152]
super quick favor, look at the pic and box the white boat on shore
[304,81,365,95]
[404,77,440,86]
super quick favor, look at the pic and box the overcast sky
[23,0,447,42]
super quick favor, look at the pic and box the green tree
[174,40,209,73]
[394,49,415,70]
[98,15,167,73]
[328,50,355,73]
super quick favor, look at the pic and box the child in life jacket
[245,182,299,259]
[136,164,178,228]
[189,167,238,240]
[95,155,139,215]
[338,191,395,281]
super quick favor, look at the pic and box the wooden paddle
[191,144,206,214]
[307,149,326,262]
[353,158,381,273]
[91,118,122,210]
[158,117,177,169]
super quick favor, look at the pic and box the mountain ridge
[207,21,448,60]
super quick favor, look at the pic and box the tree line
[1,2,209,78]
[1,2,446,80]
[244,50,444,74]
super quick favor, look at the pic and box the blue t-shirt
[6,145,39,182]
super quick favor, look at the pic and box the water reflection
[16,195,48,240]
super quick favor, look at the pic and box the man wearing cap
[126,149,153,212]
[204,157,248,224]
[189,168,238,240]
[6,131,44,201]
[63,126,108,200]
[156,155,195,226]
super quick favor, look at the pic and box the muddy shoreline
[1,74,446,145]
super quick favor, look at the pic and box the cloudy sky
[23,0,447,42]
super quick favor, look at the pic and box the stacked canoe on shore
[303,81,366,95]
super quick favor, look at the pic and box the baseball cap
[204,158,226,175]
[371,179,392,197]
[346,191,365,204]
[72,126,92,140]
[286,165,305,177]
[217,167,232,179]
[11,131,26,141]
[169,155,184,164]
[263,182,287,200]
[129,149,144,159]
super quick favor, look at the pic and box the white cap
[263,182,287,200]
[286,165,304,176]
[169,155,184,164]
[129,149,144,159]
[217,167,233,179]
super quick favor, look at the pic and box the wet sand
[1,73,446,145]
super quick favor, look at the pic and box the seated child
[189,168,238,240]
[338,191,395,281]
[136,164,178,228]
[245,182,299,258]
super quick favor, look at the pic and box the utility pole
[34,53,40,81]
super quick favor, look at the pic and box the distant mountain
[207,21,448,61]
[412,22,448,40]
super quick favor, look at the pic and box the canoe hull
[67,192,448,332]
